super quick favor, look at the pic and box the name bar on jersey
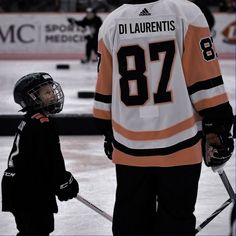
[118,18,176,38]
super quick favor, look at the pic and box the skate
[81,59,90,64]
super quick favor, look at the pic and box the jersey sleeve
[93,32,112,121]
[183,13,229,115]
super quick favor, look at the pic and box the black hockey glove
[104,134,113,160]
[56,171,79,201]
[202,120,234,167]
[67,17,76,25]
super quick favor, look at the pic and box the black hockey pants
[112,163,202,236]
[85,36,98,61]
[13,211,54,236]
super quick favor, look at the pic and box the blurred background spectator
[0,0,59,12]
[0,0,233,13]
[219,0,236,12]
[0,0,114,12]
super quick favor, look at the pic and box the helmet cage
[27,80,64,114]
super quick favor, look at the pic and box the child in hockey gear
[1,72,79,236]
[67,8,102,63]
[93,0,234,235]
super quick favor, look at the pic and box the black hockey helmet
[13,72,64,114]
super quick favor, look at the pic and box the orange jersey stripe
[194,93,229,111]
[183,25,222,87]
[93,108,111,120]
[112,141,202,167]
[96,39,112,95]
[112,115,200,141]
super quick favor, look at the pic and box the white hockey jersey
[93,0,229,167]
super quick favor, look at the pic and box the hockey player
[93,0,234,235]
[68,8,103,63]
[1,72,79,236]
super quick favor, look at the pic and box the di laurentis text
[118,20,175,34]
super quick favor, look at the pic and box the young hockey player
[1,72,79,236]
[68,8,103,63]
[93,0,234,235]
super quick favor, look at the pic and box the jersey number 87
[117,40,175,106]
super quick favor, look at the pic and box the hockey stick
[195,167,235,234]
[195,197,233,233]
[76,194,113,222]
[213,167,236,200]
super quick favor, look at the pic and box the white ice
[0,59,235,235]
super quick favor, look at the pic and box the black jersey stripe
[113,131,202,156]
[188,76,224,95]
[94,93,112,103]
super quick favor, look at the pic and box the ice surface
[0,59,235,235]
[0,59,235,115]
[0,60,98,115]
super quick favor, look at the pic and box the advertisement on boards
[0,13,234,59]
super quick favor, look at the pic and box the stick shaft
[195,198,233,233]
[196,168,235,234]
[219,170,236,200]
[76,194,113,222]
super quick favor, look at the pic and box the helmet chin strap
[20,100,63,115]
[42,102,63,115]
